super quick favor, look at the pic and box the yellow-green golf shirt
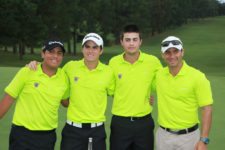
[156,61,213,129]
[63,59,115,123]
[5,64,69,130]
[109,51,162,117]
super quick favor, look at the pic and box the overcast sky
[218,0,225,3]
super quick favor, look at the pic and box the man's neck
[84,60,99,70]
[124,51,140,64]
[41,64,57,77]
[169,62,183,76]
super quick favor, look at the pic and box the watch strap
[200,137,210,144]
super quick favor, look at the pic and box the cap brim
[82,37,102,47]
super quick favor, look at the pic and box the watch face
[200,137,210,144]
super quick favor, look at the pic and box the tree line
[0,0,224,59]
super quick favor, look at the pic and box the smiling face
[82,40,103,63]
[120,32,142,56]
[162,47,184,68]
[41,47,64,70]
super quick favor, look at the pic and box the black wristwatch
[200,137,210,144]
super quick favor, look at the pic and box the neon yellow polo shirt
[63,59,115,123]
[156,61,213,129]
[109,51,162,117]
[5,64,69,130]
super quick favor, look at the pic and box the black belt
[160,124,198,135]
[113,114,151,121]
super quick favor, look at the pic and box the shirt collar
[37,64,60,78]
[177,61,188,75]
[165,60,188,76]
[37,64,45,75]
[81,59,104,71]
[120,50,144,64]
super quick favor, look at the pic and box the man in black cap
[0,39,69,150]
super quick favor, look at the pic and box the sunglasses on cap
[161,40,182,47]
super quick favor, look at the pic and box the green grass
[1,16,225,149]
[207,75,225,148]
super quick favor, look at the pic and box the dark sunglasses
[161,40,182,47]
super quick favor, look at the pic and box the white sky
[218,0,225,3]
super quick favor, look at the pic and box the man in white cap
[60,33,115,150]
[154,36,213,150]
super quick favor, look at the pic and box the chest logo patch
[118,73,122,79]
[34,82,39,88]
[74,77,79,82]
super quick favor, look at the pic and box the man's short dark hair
[120,24,142,40]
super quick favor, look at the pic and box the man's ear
[41,51,44,59]
[161,52,165,59]
[139,38,142,46]
[120,39,123,45]
[181,49,184,56]
[100,48,103,55]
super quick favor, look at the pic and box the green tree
[0,0,19,51]
[0,0,47,59]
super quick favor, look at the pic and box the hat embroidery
[42,40,65,52]
[74,77,79,82]
[34,82,39,88]
[48,41,63,46]
[118,74,122,79]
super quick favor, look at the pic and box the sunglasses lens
[161,41,170,47]
[161,40,181,47]
[171,40,181,45]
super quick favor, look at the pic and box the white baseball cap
[161,36,183,53]
[82,33,103,48]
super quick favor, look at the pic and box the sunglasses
[161,40,182,47]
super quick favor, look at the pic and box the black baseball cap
[42,40,65,53]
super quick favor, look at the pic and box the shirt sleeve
[4,67,29,99]
[150,58,163,94]
[195,74,213,107]
[61,72,70,100]
[107,67,115,96]
[62,61,69,73]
